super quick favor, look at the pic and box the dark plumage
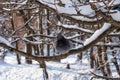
[55,33,71,54]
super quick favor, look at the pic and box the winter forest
[0,0,120,80]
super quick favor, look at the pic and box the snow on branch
[109,0,120,6]
[110,11,120,22]
[0,24,115,62]
[37,0,120,26]
[11,34,55,44]
[0,0,28,5]
[25,34,55,39]
[57,21,94,34]
[0,22,115,62]
[36,0,104,25]
[47,20,93,34]
[2,0,28,12]
[22,37,52,45]
[90,3,120,27]
[84,23,111,46]
[0,36,12,47]
[3,6,39,12]
[37,0,95,17]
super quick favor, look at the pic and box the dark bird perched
[55,33,71,54]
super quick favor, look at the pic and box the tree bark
[97,46,107,76]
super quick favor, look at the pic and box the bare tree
[0,0,120,79]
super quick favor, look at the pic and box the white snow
[0,50,119,80]
[0,51,119,80]
[0,18,7,23]
[38,0,77,14]
[71,15,99,22]
[37,0,97,21]
[78,5,95,17]
[0,53,93,80]
[110,10,120,21]
[84,23,111,46]
[2,0,28,11]
[38,0,120,22]
[0,64,44,80]
[0,36,12,47]
[57,21,94,33]
[22,37,43,45]
[0,0,28,5]
[109,0,120,6]
[0,0,120,80]
[61,55,79,64]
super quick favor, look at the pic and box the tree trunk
[39,61,48,79]
[26,37,32,64]
[102,45,111,76]
[90,47,94,69]
[97,46,107,76]
[46,9,50,56]
[111,47,120,76]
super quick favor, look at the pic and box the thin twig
[90,71,120,80]
[12,15,35,35]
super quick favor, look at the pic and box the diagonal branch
[12,14,35,35]
[90,71,120,80]
[36,0,104,25]
[47,20,94,34]
[90,3,120,27]
[0,23,117,62]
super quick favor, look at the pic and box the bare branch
[90,71,120,80]
[90,3,120,27]
[22,37,52,45]
[12,15,35,35]
[0,23,116,62]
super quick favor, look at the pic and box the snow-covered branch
[0,0,119,63]
[22,37,52,45]
[37,0,120,27]
[0,36,13,48]
[0,0,28,5]
[2,0,28,12]
[47,20,93,34]
[11,34,55,44]
[90,3,120,27]
[36,0,104,25]
[0,23,116,62]
[84,23,111,46]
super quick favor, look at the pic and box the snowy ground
[0,52,94,80]
[0,52,119,80]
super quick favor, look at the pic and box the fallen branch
[90,71,120,80]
